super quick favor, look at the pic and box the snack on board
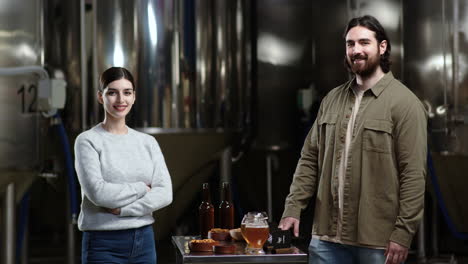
[209,228,229,233]
[189,238,216,243]
[189,238,218,252]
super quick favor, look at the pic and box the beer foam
[245,224,269,228]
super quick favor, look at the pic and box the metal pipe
[3,183,16,264]
[442,0,448,110]
[92,0,99,126]
[442,0,449,135]
[214,0,230,128]
[399,0,404,80]
[81,0,88,130]
[39,0,45,66]
[195,0,214,128]
[0,66,49,80]
[234,0,246,130]
[172,0,181,128]
[453,0,459,115]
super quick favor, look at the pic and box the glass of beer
[241,212,269,254]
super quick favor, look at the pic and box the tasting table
[171,236,307,264]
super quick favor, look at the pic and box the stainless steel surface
[80,0,87,130]
[171,0,181,128]
[0,0,44,170]
[39,0,45,65]
[403,0,468,154]
[453,0,459,116]
[0,66,48,79]
[195,0,214,128]
[92,0,250,130]
[214,0,230,128]
[232,0,250,130]
[3,183,16,264]
[44,0,82,132]
[172,236,307,264]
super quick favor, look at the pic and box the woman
[74,67,172,263]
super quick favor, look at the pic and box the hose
[0,66,49,79]
[427,149,468,240]
[53,113,79,224]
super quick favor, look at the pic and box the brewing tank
[90,0,250,131]
[0,0,44,170]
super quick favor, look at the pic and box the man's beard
[347,52,380,78]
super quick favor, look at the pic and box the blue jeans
[309,238,387,264]
[82,225,156,264]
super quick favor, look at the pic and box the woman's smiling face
[98,78,135,120]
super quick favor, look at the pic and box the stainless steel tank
[404,0,468,154]
[0,0,44,170]
[0,1,47,263]
[91,0,250,131]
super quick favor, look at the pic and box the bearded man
[279,15,427,264]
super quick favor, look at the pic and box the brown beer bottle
[218,182,234,229]
[199,183,214,238]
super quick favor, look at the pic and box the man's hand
[278,217,300,237]
[384,241,408,264]
[106,208,121,215]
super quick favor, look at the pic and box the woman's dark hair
[99,67,135,92]
[343,15,392,73]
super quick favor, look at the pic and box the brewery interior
[1,0,468,263]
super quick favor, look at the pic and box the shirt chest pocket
[362,119,393,154]
[318,113,338,146]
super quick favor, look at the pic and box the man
[279,15,427,264]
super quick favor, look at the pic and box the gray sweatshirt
[74,124,172,231]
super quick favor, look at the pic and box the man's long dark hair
[343,15,392,73]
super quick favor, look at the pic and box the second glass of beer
[240,212,269,254]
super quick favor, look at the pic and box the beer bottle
[199,183,214,238]
[218,182,234,229]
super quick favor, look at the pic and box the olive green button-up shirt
[282,72,427,248]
